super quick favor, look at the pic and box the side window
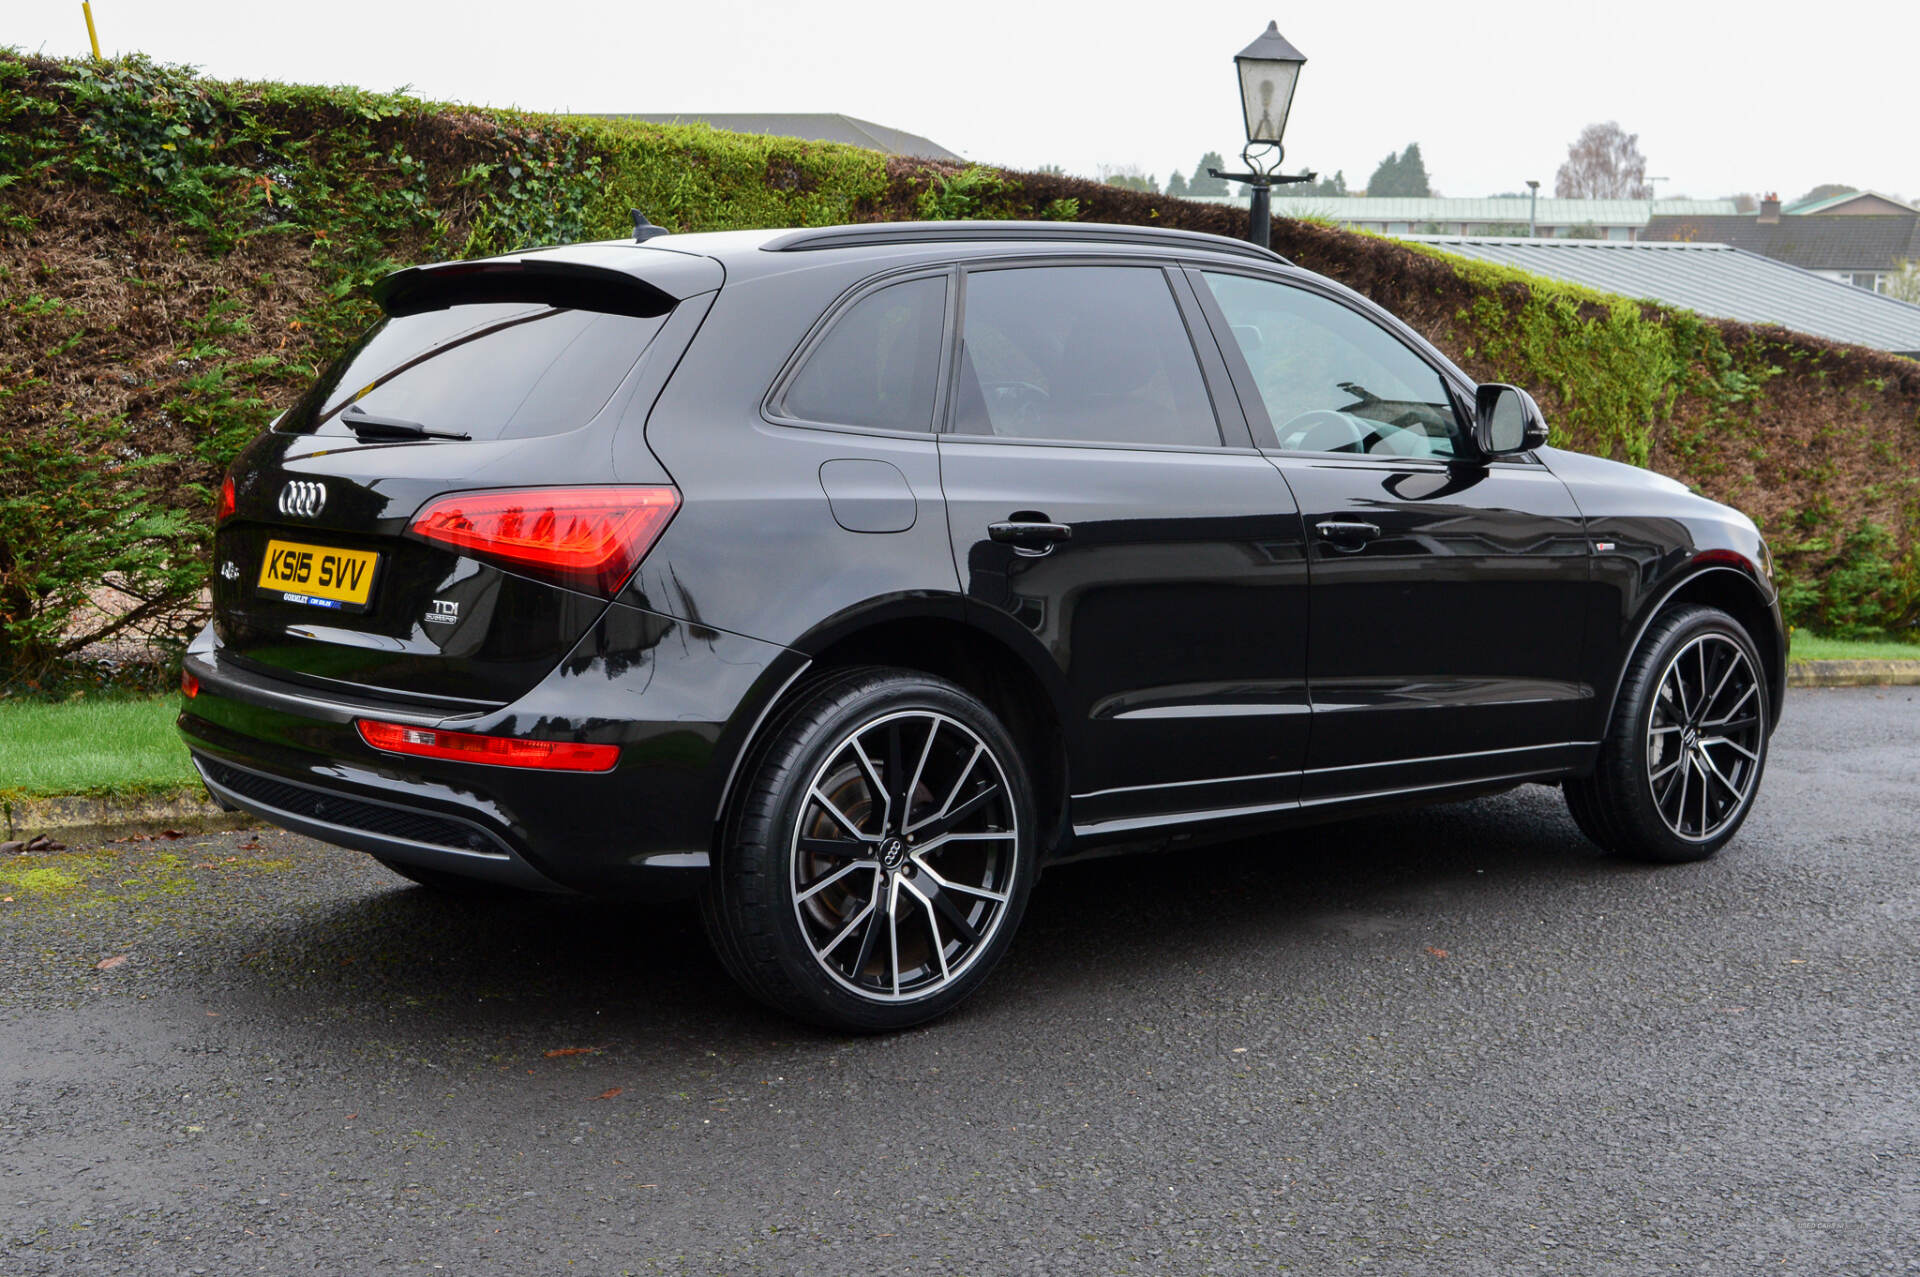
[1202,272,1465,460]
[952,266,1220,447]
[780,275,948,430]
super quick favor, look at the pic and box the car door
[936,260,1310,838]
[1189,267,1592,805]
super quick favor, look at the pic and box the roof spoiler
[372,258,680,319]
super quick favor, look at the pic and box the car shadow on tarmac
[214,785,1632,1044]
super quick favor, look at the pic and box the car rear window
[280,303,669,440]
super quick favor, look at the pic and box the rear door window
[282,304,669,440]
[778,275,949,431]
[951,265,1220,447]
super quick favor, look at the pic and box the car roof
[545,221,1291,283]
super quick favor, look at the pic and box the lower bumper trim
[191,754,568,893]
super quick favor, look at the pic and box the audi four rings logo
[278,480,327,518]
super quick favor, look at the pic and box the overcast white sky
[9,0,1916,203]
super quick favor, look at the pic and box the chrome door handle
[988,521,1073,554]
[1315,520,1380,548]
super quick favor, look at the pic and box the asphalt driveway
[3,687,1917,1274]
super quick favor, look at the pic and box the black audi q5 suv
[180,219,1784,1029]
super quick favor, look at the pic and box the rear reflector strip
[356,719,619,772]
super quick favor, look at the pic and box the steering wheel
[1278,410,1370,454]
[985,380,1050,425]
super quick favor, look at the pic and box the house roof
[591,112,963,162]
[1401,235,1920,357]
[1640,213,1920,271]
[1782,190,1915,216]
[1256,196,1737,226]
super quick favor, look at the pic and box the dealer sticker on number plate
[257,539,380,610]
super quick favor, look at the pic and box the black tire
[701,666,1037,1031]
[1565,605,1770,863]
[372,856,526,897]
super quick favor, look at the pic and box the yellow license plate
[257,540,381,611]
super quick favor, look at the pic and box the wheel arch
[1605,563,1786,734]
[711,600,1075,860]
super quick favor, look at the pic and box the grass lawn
[0,695,197,799]
[1788,633,1920,663]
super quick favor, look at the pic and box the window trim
[761,265,958,438]
[1185,265,1541,467]
[938,258,1242,451]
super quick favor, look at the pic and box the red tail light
[216,476,236,523]
[409,486,679,595]
[181,669,200,699]
[357,719,620,772]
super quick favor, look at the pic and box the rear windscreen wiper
[341,403,471,441]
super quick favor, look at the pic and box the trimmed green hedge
[2,50,1917,687]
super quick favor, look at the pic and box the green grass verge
[0,695,196,800]
[1788,633,1920,663]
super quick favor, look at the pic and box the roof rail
[760,220,1290,265]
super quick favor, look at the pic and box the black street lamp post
[1210,21,1317,247]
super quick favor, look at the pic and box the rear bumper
[192,752,567,892]
[178,602,801,898]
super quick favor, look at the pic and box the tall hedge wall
[2,51,1917,686]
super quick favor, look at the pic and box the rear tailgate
[211,246,718,706]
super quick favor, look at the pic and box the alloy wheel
[1645,632,1764,842]
[790,710,1019,1002]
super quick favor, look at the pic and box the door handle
[1315,520,1380,549]
[988,520,1073,554]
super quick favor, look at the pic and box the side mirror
[1473,384,1549,457]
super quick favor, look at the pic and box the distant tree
[1726,192,1759,213]
[1366,144,1431,197]
[1554,122,1650,198]
[1888,260,1920,304]
[1098,164,1158,194]
[1796,183,1858,205]
[1033,163,1065,176]
[1489,191,1526,199]
[1165,170,1189,198]
[1307,169,1348,196]
[1188,152,1229,197]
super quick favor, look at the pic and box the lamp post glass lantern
[1213,21,1315,248]
[1235,21,1305,148]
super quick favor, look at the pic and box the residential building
[1403,235,1920,358]
[590,113,962,162]
[1192,195,1739,240]
[1642,194,1920,294]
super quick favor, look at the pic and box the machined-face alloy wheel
[1644,631,1765,843]
[790,710,1019,1003]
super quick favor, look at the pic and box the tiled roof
[1401,235,1920,357]
[1259,196,1736,225]
[590,112,963,162]
[1641,214,1920,271]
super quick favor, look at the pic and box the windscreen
[279,303,669,440]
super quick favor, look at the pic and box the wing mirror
[1472,384,1550,457]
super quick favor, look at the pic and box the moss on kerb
[0,846,295,917]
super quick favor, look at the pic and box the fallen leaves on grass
[1425,947,1449,959]
[594,1088,624,1101]
[4,835,67,854]
[543,1047,602,1058]
[96,954,129,970]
